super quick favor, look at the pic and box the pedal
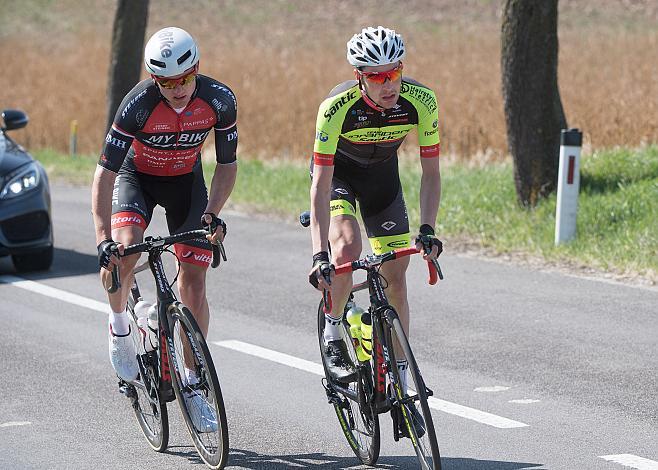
[322,378,343,406]
[118,382,137,400]
[425,385,434,397]
[390,404,401,442]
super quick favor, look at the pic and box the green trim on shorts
[330,199,357,218]
[369,233,411,255]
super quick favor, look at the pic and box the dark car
[0,109,53,272]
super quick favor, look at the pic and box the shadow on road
[223,448,545,469]
[0,247,99,278]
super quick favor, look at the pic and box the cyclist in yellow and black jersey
[308,27,443,392]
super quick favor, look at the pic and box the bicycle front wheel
[317,300,380,465]
[166,302,229,469]
[390,317,441,470]
[126,308,169,452]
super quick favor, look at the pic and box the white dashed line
[600,454,658,469]
[214,340,529,429]
[474,385,510,392]
[0,421,31,428]
[1,277,529,429]
[0,275,107,313]
[214,340,324,376]
[509,399,540,404]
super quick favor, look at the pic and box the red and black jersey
[99,75,238,176]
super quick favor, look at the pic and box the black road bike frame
[109,228,225,402]
[324,247,440,419]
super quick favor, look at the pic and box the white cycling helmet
[346,26,405,68]
[144,27,199,77]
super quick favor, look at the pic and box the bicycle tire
[317,300,380,465]
[125,306,169,452]
[389,316,441,470]
[166,302,229,469]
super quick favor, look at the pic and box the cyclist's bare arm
[310,164,334,254]
[91,165,118,245]
[309,164,334,290]
[204,162,237,243]
[417,156,442,260]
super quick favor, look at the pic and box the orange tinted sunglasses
[152,67,197,89]
[358,62,403,84]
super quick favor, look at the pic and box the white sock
[397,359,409,394]
[323,313,342,344]
[109,307,130,336]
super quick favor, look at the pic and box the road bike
[301,211,444,469]
[107,226,229,469]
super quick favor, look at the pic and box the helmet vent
[177,49,192,65]
[150,58,166,68]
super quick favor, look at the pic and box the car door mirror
[2,109,29,131]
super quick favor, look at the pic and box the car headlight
[0,162,41,200]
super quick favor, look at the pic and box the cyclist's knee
[112,224,143,246]
[178,263,207,289]
[383,262,409,291]
[331,242,361,265]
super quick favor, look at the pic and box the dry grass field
[1,0,656,161]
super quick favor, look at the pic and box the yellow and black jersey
[313,78,440,168]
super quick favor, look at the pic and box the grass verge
[34,146,657,283]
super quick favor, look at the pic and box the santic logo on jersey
[324,90,357,122]
[316,130,329,142]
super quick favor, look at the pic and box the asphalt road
[0,184,656,470]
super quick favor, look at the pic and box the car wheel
[12,245,54,272]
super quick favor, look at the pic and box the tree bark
[501,0,567,207]
[105,0,150,134]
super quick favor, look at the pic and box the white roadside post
[555,128,583,245]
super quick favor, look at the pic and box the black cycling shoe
[323,340,357,383]
[400,401,426,439]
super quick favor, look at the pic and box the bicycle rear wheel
[317,300,380,465]
[389,316,441,470]
[166,302,229,470]
[125,306,169,452]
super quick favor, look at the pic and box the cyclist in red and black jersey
[92,28,237,424]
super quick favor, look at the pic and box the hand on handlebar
[201,212,227,245]
[308,251,334,291]
[414,224,443,261]
[97,239,124,272]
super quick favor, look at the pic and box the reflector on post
[555,128,583,245]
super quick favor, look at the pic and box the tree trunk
[105,0,150,134]
[501,0,567,207]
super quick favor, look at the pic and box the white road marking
[0,421,31,428]
[0,275,107,313]
[426,397,528,429]
[214,340,529,429]
[474,385,510,392]
[214,340,324,375]
[509,399,540,404]
[600,454,658,469]
[1,278,530,430]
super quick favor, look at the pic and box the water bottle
[133,300,151,321]
[134,300,154,352]
[145,304,159,352]
[346,302,371,361]
[360,310,373,360]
